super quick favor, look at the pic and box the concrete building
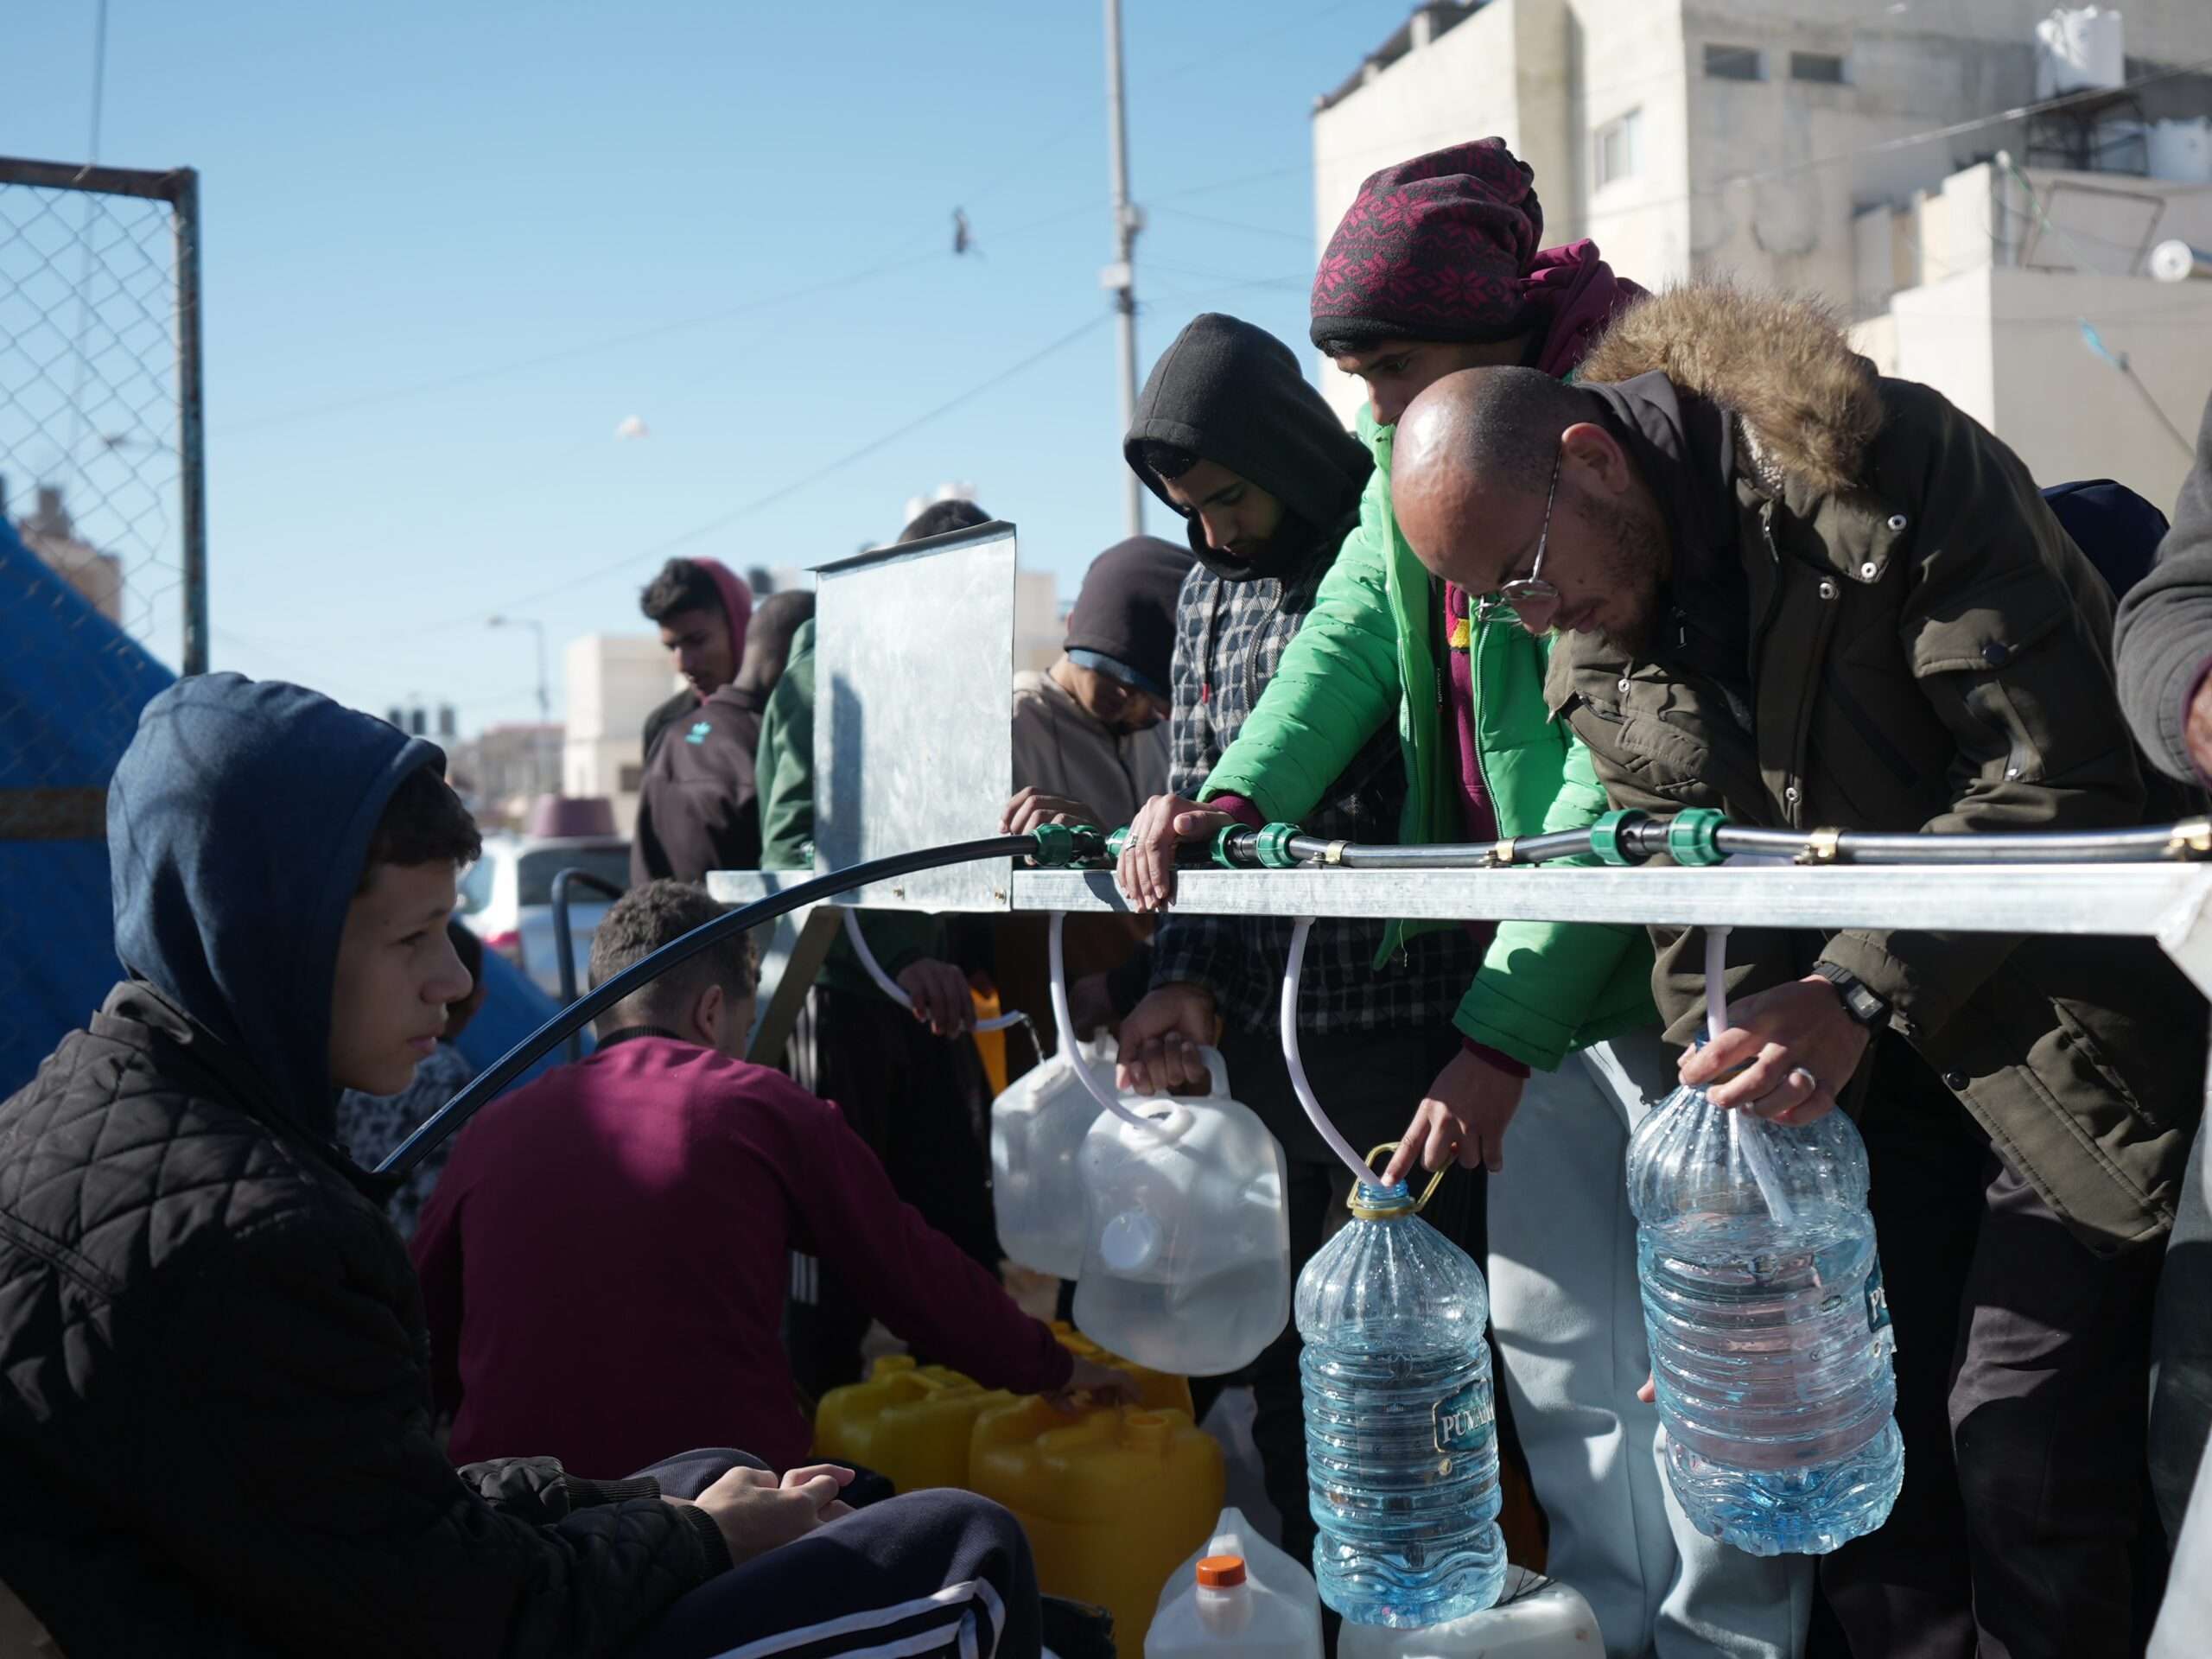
[10,484,123,625]
[449,722,564,832]
[563,633,677,839]
[1853,158,2212,512]
[1310,0,2212,427]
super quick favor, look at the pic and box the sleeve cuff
[1201,792,1266,830]
[563,1474,660,1508]
[1462,1037,1531,1079]
[678,1499,733,1573]
[2184,652,2212,785]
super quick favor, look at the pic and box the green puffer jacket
[1199,407,1656,1070]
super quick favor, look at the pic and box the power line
[399,308,1114,630]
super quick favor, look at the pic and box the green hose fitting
[1211,823,1246,869]
[1666,808,1727,868]
[1590,809,1649,867]
[1028,822,1109,868]
[1105,826,1132,861]
[1254,822,1301,868]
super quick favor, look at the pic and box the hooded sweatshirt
[1,673,729,1656]
[1122,314,1476,1040]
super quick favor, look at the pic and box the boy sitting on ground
[415,879,1127,1479]
[0,674,1041,1659]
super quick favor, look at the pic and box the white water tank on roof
[2149,118,2212,185]
[2035,7,2126,100]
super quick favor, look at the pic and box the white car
[458,835,631,1000]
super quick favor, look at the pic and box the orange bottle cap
[1196,1555,1247,1588]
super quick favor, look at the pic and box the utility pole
[1103,0,1144,536]
[488,614,552,802]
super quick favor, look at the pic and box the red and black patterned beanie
[1310,138,1543,352]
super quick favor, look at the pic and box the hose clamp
[1322,840,1349,867]
[2168,817,2212,860]
[1254,822,1302,868]
[1484,838,1518,868]
[1591,809,1649,867]
[1796,827,1844,866]
[1665,808,1728,868]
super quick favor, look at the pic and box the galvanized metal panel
[813,523,1016,912]
[1009,862,2212,938]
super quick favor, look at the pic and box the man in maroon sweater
[414,880,1122,1478]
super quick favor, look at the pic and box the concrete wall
[1857,262,2212,516]
[563,632,677,838]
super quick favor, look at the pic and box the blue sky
[9,0,1409,731]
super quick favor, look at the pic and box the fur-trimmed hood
[1576,284,1884,499]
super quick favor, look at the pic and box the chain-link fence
[0,156,206,1093]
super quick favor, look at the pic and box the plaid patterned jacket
[1152,539,1477,1037]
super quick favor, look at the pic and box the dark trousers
[1216,1020,1471,1573]
[1821,1034,2164,1659]
[633,1448,1040,1659]
[783,985,1001,1399]
[2151,1119,2212,1549]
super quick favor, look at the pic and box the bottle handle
[1360,1142,1449,1214]
[1196,1044,1230,1102]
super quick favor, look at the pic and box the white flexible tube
[1704,925,1796,1227]
[1046,909,1153,1129]
[842,909,1027,1033]
[1283,917,1397,1188]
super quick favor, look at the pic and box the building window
[1594,108,1643,188]
[1791,51,1847,85]
[1704,43,1763,81]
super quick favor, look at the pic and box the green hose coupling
[1211,823,1247,869]
[1666,807,1728,868]
[1254,822,1301,868]
[1590,809,1649,867]
[1027,822,1104,868]
[1104,826,1133,861]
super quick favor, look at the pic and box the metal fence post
[170,166,207,677]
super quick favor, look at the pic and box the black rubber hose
[1699,823,2189,864]
[1260,832,1598,869]
[379,833,1037,1178]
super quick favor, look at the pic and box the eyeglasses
[1488,447,1563,616]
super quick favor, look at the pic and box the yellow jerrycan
[812,1356,1014,1494]
[1050,1322,1194,1416]
[969,1397,1224,1652]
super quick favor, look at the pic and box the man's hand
[1677,974,1872,1125]
[1002,786,1102,837]
[685,1463,855,1566]
[1117,793,1236,913]
[1046,1356,1139,1412]
[2188,673,2212,781]
[1384,1048,1528,1184]
[1065,970,1116,1039]
[897,958,976,1039]
[1116,982,1217,1095]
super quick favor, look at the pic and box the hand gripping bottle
[1627,930,1904,1554]
[1295,1171,1507,1627]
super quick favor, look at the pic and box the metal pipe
[550,867,627,1063]
[173,167,208,677]
[380,833,1036,1178]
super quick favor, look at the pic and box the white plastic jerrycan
[1072,1047,1292,1377]
[1156,1507,1323,1655]
[992,1031,1119,1279]
[1149,1511,1324,1659]
[1334,1568,1599,1659]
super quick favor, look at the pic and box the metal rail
[549,867,627,1063]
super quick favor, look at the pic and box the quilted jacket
[0,675,729,1655]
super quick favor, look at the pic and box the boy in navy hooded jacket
[0,674,1039,1659]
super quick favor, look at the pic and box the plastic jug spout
[1098,1209,1163,1272]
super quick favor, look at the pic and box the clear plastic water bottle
[1627,1076,1904,1555]
[1295,1179,1506,1627]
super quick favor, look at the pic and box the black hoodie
[0,674,727,1657]
[1124,312,1372,582]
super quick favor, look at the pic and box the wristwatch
[1813,962,1891,1028]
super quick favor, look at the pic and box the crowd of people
[2,131,2210,1659]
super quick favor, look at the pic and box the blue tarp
[0,519,569,1099]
